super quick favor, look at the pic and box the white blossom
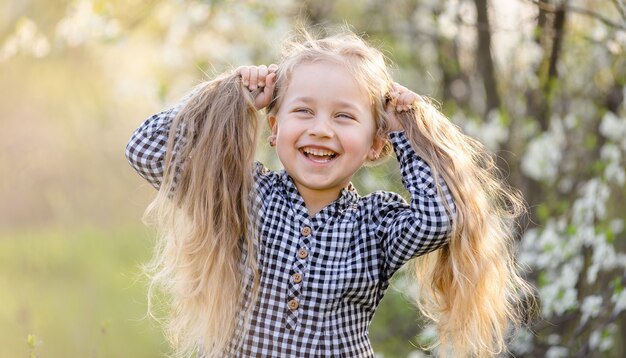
[546,334,561,345]
[411,5,437,37]
[604,159,625,186]
[546,346,569,358]
[607,39,621,55]
[610,219,625,234]
[518,228,540,267]
[601,143,625,185]
[416,323,438,345]
[612,288,626,314]
[461,110,509,151]
[616,30,626,46]
[437,5,459,40]
[519,218,568,270]
[407,351,428,358]
[539,279,578,317]
[188,2,211,24]
[56,0,121,47]
[572,178,610,225]
[521,116,565,182]
[599,111,626,148]
[591,238,618,273]
[587,263,600,283]
[0,18,50,61]
[590,22,608,41]
[514,40,543,71]
[508,328,534,354]
[580,295,603,324]
[589,324,617,351]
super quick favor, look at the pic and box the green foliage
[0,226,169,357]
[370,284,424,357]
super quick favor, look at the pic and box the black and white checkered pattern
[126,97,455,357]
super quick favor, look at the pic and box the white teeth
[302,147,336,157]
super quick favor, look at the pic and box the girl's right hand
[235,64,278,110]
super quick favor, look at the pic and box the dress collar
[278,170,359,217]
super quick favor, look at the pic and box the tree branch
[524,0,626,30]
[546,3,566,86]
[474,0,501,114]
[612,0,626,22]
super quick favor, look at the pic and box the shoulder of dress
[252,161,280,192]
[253,161,277,178]
[358,190,407,209]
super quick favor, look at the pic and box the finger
[249,67,259,90]
[252,72,276,110]
[268,64,278,73]
[392,83,412,103]
[396,92,409,106]
[386,90,399,106]
[257,65,268,87]
[265,72,276,92]
[398,91,416,107]
[260,72,277,107]
[392,82,408,92]
[239,66,251,87]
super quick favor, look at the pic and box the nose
[308,115,334,138]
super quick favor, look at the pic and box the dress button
[292,272,303,283]
[301,226,312,236]
[297,248,308,259]
[287,299,299,310]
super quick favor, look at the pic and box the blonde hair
[399,101,534,356]
[144,29,533,357]
[144,74,260,357]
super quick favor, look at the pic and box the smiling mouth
[300,147,338,163]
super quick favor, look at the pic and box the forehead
[282,61,371,108]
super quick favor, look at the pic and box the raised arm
[370,83,456,278]
[125,87,201,189]
[373,131,456,279]
[125,65,277,189]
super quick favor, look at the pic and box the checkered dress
[126,94,455,357]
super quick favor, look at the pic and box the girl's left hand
[386,83,421,132]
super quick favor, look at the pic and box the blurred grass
[0,225,168,357]
[0,224,422,357]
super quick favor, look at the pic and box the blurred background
[1,0,625,357]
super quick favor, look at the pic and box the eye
[294,108,313,115]
[337,112,356,120]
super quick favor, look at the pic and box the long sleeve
[372,131,456,279]
[125,85,204,189]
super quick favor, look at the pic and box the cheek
[275,120,304,148]
[343,134,375,155]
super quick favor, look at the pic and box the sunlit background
[1,0,625,357]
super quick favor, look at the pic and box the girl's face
[269,60,384,203]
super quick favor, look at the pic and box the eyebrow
[291,96,362,111]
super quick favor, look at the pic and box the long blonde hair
[144,73,260,357]
[398,101,534,356]
[144,30,533,357]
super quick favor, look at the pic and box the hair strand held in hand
[398,99,536,357]
[142,73,261,358]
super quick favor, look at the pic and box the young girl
[126,31,532,357]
